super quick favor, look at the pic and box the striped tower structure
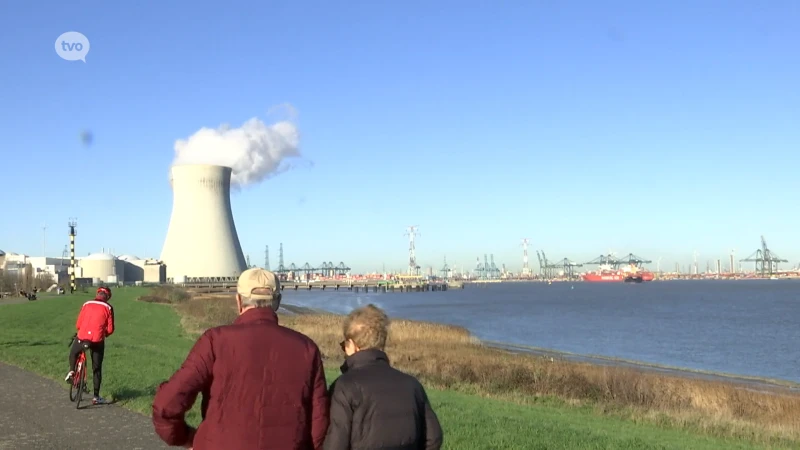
[68,219,77,293]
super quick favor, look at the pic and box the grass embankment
[0,287,796,449]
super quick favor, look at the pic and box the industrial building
[1,253,72,286]
[119,255,167,284]
[74,253,166,285]
[160,164,248,282]
[0,251,165,285]
[27,256,72,283]
[0,252,48,277]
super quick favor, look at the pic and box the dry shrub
[174,293,238,335]
[141,289,800,443]
[138,295,170,304]
[138,285,191,304]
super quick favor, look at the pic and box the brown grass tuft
[138,285,191,304]
[141,288,800,443]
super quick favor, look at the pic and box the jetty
[180,280,464,294]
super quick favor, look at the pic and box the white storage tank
[79,253,125,283]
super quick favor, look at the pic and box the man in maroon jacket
[152,268,330,449]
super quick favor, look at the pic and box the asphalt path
[0,361,170,449]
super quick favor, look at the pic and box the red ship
[582,271,626,282]
[581,262,654,283]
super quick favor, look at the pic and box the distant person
[152,268,330,450]
[323,304,443,450]
[65,286,115,405]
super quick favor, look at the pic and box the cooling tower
[160,164,247,280]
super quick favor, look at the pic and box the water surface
[283,280,800,383]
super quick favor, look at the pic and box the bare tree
[0,271,18,295]
[0,266,55,295]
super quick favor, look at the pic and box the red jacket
[152,307,330,450]
[76,298,114,343]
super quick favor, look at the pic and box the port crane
[474,254,501,279]
[535,251,544,277]
[583,254,622,268]
[275,261,352,280]
[584,253,652,270]
[616,253,652,268]
[440,257,450,280]
[488,255,500,279]
[741,235,788,276]
[537,250,556,278]
[474,256,485,279]
[553,258,583,280]
[537,250,583,279]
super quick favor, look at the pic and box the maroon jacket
[152,307,330,449]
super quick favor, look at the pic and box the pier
[180,280,464,294]
[279,281,456,293]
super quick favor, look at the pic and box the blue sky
[1,0,798,273]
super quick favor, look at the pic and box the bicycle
[67,333,90,409]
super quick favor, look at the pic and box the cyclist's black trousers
[69,339,105,397]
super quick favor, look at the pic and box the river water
[282,279,800,384]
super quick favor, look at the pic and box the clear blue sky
[1,0,798,273]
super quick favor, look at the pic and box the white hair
[240,294,280,310]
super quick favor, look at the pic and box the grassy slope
[0,288,778,450]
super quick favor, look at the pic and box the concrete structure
[26,256,70,281]
[78,253,125,285]
[0,249,5,269]
[2,252,29,275]
[119,255,144,282]
[121,256,167,284]
[160,164,247,280]
[143,260,167,283]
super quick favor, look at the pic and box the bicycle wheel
[69,376,78,402]
[69,357,82,402]
[75,359,86,409]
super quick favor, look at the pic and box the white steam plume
[172,108,306,187]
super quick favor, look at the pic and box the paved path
[0,362,170,449]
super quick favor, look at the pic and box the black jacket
[323,349,443,450]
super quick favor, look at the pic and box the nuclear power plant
[160,164,248,282]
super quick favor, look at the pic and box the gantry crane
[615,253,652,268]
[583,254,622,268]
[741,235,788,276]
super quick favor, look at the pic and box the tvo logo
[55,31,90,62]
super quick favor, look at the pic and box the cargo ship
[581,264,654,283]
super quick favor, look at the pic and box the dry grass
[139,285,191,304]
[144,288,800,443]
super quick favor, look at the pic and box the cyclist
[65,286,115,405]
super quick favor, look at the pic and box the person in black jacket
[323,304,443,450]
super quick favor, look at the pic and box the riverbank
[166,286,800,445]
[0,286,797,449]
[287,304,800,393]
[486,341,800,393]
